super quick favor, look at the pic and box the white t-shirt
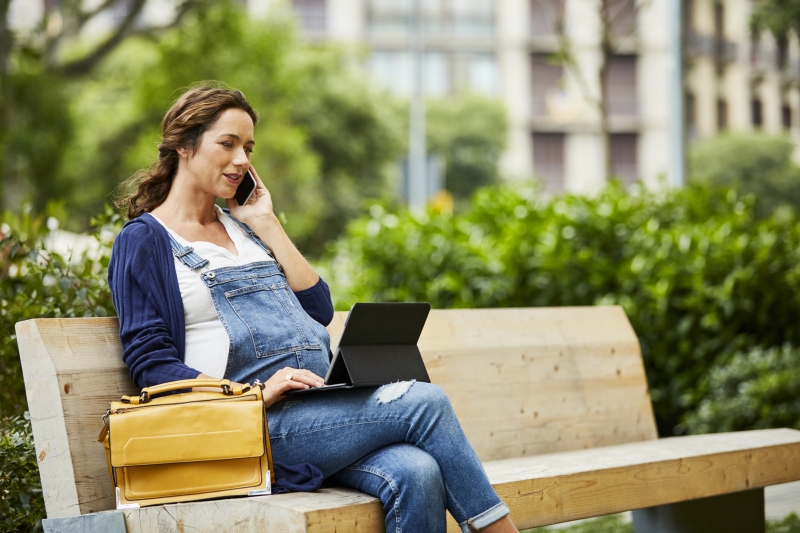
[151,206,274,378]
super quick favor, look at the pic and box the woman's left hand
[226,165,275,226]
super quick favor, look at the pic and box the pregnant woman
[108,83,517,533]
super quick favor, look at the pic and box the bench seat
[107,428,800,532]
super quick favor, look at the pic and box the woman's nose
[233,148,249,166]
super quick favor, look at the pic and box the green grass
[520,512,800,533]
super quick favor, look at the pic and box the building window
[530,0,564,36]
[531,54,563,116]
[686,92,696,140]
[752,98,763,128]
[368,0,495,37]
[369,50,498,96]
[713,2,724,39]
[683,0,694,31]
[605,0,636,38]
[452,0,495,37]
[532,133,565,192]
[605,55,637,116]
[611,133,637,185]
[293,0,326,36]
[778,39,789,70]
[717,98,728,131]
[783,104,792,131]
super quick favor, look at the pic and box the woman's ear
[176,146,191,159]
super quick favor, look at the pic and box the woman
[109,84,517,533]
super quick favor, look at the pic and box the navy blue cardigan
[108,213,335,389]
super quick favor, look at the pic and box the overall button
[206,272,216,280]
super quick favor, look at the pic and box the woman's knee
[405,382,454,416]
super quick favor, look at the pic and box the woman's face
[179,107,255,199]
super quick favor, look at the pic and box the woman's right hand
[261,367,324,408]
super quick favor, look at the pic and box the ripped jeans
[268,381,510,533]
[164,238,509,532]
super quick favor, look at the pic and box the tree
[0,0,203,212]
[751,0,800,49]
[553,0,644,181]
[689,132,800,217]
[426,94,507,201]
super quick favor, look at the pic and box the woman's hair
[116,83,258,219]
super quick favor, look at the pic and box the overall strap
[223,210,284,273]
[166,231,210,272]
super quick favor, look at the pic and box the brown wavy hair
[116,83,258,219]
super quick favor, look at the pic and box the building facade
[15,0,794,193]
[258,0,800,194]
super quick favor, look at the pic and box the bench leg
[42,511,127,533]
[631,488,765,533]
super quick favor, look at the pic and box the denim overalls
[166,218,331,385]
[166,217,509,533]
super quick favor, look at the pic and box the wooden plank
[16,318,137,517]
[120,488,384,533]
[489,429,800,528]
[115,430,800,532]
[15,320,82,519]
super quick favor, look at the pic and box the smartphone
[234,170,257,206]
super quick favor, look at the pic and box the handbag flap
[110,398,265,467]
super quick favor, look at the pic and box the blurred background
[3,0,800,531]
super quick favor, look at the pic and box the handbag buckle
[139,391,150,404]
[221,383,233,395]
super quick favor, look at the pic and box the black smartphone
[234,170,257,206]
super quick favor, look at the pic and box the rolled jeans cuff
[459,502,510,532]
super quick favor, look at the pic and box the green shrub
[0,415,43,533]
[683,344,800,434]
[323,182,800,435]
[0,206,121,530]
[689,133,800,217]
[0,205,120,417]
[769,513,800,533]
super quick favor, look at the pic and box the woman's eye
[221,142,233,148]
[244,148,253,155]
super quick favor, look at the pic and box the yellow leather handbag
[97,378,274,509]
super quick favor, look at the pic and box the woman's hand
[224,165,321,293]
[225,165,275,226]
[261,367,325,408]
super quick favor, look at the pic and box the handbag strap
[122,378,252,405]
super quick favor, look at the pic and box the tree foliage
[689,133,800,217]
[0,415,43,533]
[323,182,800,436]
[426,94,507,200]
[0,205,120,416]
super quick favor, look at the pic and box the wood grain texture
[16,318,137,517]
[115,429,800,532]
[487,429,800,528]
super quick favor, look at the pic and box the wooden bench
[16,306,800,533]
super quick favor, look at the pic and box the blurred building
[252,0,800,194]
[14,0,793,193]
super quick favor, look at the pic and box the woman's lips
[224,174,241,184]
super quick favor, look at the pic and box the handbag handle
[122,379,254,405]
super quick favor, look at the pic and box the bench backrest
[16,306,656,518]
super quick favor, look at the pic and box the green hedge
[323,182,800,435]
[0,206,120,416]
[683,344,800,434]
[0,415,43,533]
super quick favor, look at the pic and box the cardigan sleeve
[293,276,335,326]
[109,223,201,389]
